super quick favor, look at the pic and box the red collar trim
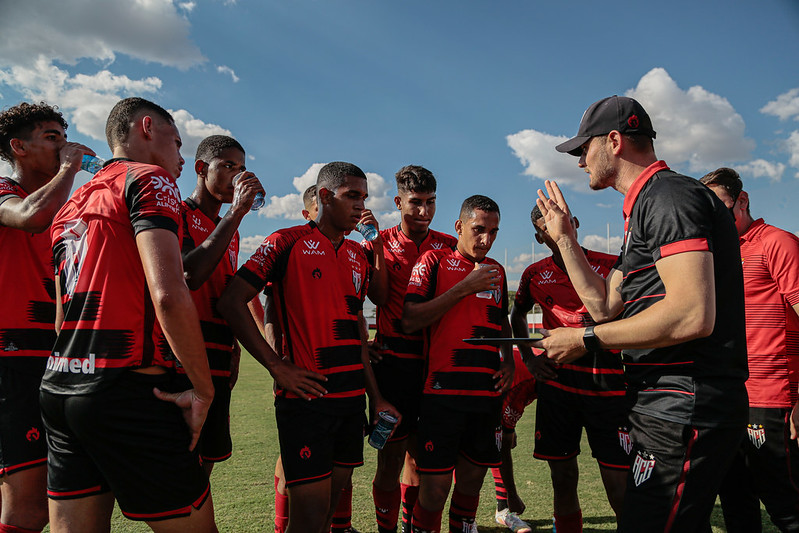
[622,160,669,220]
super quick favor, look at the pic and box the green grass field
[94,354,774,532]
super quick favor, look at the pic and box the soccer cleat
[495,508,532,533]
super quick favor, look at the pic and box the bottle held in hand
[356,222,378,241]
[232,172,265,211]
[80,155,105,174]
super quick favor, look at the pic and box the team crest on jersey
[352,269,363,293]
[618,427,632,455]
[302,239,325,255]
[430,242,445,250]
[409,263,426,286]
[444,258,466,272]
[538,270,557,284]
[632,451,656,486]
[747,424,766,449]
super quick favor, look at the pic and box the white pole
[607,223,610,253]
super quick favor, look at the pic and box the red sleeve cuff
[659,238,709,259]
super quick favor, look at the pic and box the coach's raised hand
[536,180,578,247]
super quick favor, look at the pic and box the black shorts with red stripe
[40,371,210,521]
[415,395,502,474]
[275,397,366,488]
[176,374,233,463]
[533,384,631,470]
[618,411,743,533]
[0,365,47,475]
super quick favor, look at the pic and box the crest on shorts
[352,269,363,293]
[618,426,632,455]
[632,451,656,486]
[26,427,40,442]
[299,445,312,460]
[747,424,766,449]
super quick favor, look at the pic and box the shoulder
[430,229,458,247]
[759,222,799,252]
[586,250,619,267]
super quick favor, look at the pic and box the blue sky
[2,0,798,287]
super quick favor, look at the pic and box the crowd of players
[0,93,797,533]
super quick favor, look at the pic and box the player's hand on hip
[272,360,328,400]
[493,359,515,393]
[153,387,213,451]
[531,327,587,364]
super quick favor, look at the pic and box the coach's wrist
[583,325,602,352]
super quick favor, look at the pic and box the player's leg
[598,467,627,519]
[287,478,333,533]
[450,457,487,532]
[0,466,48,530]
[146,494,218,533]
[328,410,366,533]
[48,493,115,533]
[374,438,407,532]
[274,456,289,533]
[328,466,355,533]
[400,445,420,533]
[717,441,761,533]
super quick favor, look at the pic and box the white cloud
[0,161,11,177]
[179,2,197,12]
[240,235,268,255]
[217,65,240,83]
[0,0,204,70]
[582,234,623,255]
[169,109,232,162]
[761,88,799,121]
[506,129,586,189]
[787,131,799,178]
[736,159,786,181]
[507,67,763,187]
[507,251,551,273]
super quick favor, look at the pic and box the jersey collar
[622,160,669,221]
[739,218,765,243]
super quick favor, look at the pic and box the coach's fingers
[546,180,570,214]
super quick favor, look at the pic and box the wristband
[583,325,601,352]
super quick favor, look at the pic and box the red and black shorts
[40,371,210,522]
[533,384,630,470]
[176,374,233,463]
[0,365,47,475]
[415,395,502,474]
[501,377,536,432]
[275,397,365,488]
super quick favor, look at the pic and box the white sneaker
[495,508,532,533]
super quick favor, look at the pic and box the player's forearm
[1,165,79,233]
[219,290,284,372]
[510,306,535,361]
[401,285,468,333]
[182,211,245,289]
[556,237,617,321]
[367,243,389,306]
[247,297,266,338]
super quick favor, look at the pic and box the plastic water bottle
[80,154,104,174]
[232,172,265,211]
[356,222,378,242]
[476,263,495,299]
[368,411,398,450]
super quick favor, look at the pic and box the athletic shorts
[176,374,232,463]
[717,406,799,533]
[40,371,211,522]
[275,398,365,488]
[533,385,630,470]
[373,361,423,442]
[501,377,536,432]
[618,411,742,533]
[415,396,502,474]
[0,365,47,475]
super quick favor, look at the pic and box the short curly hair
[195,135,244,163]
[0,102,68,164]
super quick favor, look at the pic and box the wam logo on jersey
[389,241,403,253]
[352,269,363,293]
[618,427,632,455]
[747,424,766,449]
[444,258,466,272]
[632,451,656,486]
[303,240,325,255]
[430,242,445,250]
[538,270,557,284]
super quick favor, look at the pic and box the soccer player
[362,165,457,533]
[218,161,400,533]
[489,346,536,533]
[402,194,514,533]
[511,205,628,533]
[177,135,265,477]
[701,167,799,533]
[0,102,93,532]
[535,95,748,532]
[41,97,218,531]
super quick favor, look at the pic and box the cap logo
[627,115,639,128]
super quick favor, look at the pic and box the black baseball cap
[555,95,656,156]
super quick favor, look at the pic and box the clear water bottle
[476,262,495,299]
[80,154,104,174]
[356,222,378,241]
[232,172,265,211]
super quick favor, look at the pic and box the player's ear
[301,209,311,221]
[455,219,463,235]
[319,186,333,205]
[8,137,25,158]
[572,216,580,230]
[194,160,207,176]
[394,195,402,210]
[737,191,749,211]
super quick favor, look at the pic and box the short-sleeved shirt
[405,248,509,413]
[237,222,369,414]
[0,177,56,375]
[178,199,238,379]
[515,251,626,397]
[362,226,456,375]
[618,160,747,427]
[42,159,182,395]
[738,219,799,408]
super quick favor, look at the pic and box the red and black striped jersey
[178,199,238,379]
[362,226,456,371]
[738,219,799,408]
[0,177,56,375]
[618,161,747,428]
[42,159,182,395]
[237,222,369,413]
[515,251,626,397]
[405,248,508,412]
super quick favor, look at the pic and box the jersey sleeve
[237,231,292,293]
[0,178,21,208]
[642,179,713,262]
[764,228,799,306]
[500,266,509,315]
[404,250,440,304]
[124,170,181,236]
[514,264,536,313]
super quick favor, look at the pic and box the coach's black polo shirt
[617,161,747,428]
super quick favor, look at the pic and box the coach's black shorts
[533,384,630,470]
[415,396,502,474]
[0,365,47,475]
[373,362,423,442]
[275,397,365,488]
[618,411,742,533]
[40,371,210,522]
[176,374,232,463]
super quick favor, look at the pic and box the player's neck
[400,223,428,246]
[189,185,222,220]
[316,218,346,249]
[11,164,51,194]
